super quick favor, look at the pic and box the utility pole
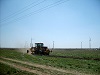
[89,38,91,49]
[81,42,82,49]
[25,41,28,48]
[30,38,33,47]
[53,41,54,49]
[0,43,1,48]
[0,26,1,48]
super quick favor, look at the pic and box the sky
[0,0,100,48]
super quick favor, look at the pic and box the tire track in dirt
[0,57,92,75]
[0,59,49,75]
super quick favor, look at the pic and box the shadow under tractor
[27,43,51,55]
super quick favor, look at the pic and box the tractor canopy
[35,43,44,47]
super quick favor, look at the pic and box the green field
[0,48,100,75]
[51,49,100,60]
[0,63,37,75]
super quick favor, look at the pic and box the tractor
[29,43,51,55]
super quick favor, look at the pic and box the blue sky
[0,0,100,48]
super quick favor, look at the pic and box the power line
[0,0,41,22]
[0,0,46,23]
[1,0,69,26]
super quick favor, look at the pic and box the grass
[0,48,100,75]
[0,57,68,75]
[0,63,37,75]
[51,49,100,59]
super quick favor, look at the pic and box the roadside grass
[0,63,37,75]
[0,48,100,75]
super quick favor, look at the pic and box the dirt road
[0,57,92,75]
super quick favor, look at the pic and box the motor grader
[29,43,51,55]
